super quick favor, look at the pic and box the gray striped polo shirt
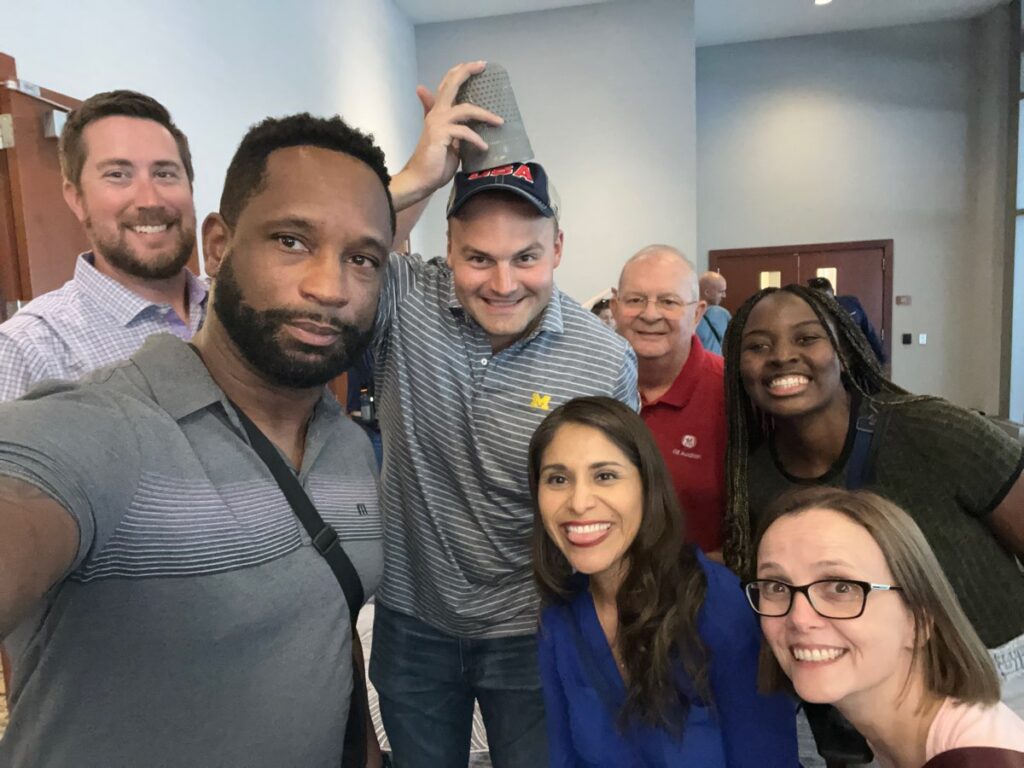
[374,253,639,638]
[0,334,381,767]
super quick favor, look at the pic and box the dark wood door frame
[709,239,894,363]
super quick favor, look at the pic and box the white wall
[697,15,1011,411]
[1,0,421,264]
[413,0,697,303]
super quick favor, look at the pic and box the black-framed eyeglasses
[742,579,902,620]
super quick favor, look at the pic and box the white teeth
[565,523,611,534]
[792,647,846,662]
[132,224,168,234]
[769,375,809,390]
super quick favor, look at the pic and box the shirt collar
[130,334,339,424]
[645,334,708,409]
[74,252,209,327]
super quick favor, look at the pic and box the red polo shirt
[640,336,726,553]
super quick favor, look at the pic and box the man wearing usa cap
[368,62,638,768]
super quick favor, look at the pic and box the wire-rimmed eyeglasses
[617,294,699,317]
[742,579,903,620]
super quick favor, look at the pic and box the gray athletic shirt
[0,334,382,767]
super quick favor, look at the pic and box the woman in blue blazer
[528,396,798,767]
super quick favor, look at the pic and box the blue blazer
[537,550,798,767]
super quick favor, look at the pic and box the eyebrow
[743,319,825,337]
[757,558,857,574]
[96,158,183,170]
[461,243,543,259]
[540,461,627,472]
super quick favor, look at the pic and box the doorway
[709,239,893,363]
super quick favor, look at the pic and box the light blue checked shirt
[0,253,207,401]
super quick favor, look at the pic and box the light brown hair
[753,487,1000,705]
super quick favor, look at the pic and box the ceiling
[393,0,1009,46]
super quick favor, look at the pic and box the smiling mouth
[766,374,810,395]
[562,522,612,547]
[791,646,847,663]
[130,224,172,235]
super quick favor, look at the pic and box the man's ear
[202,213,231,278]
[694,300,709,326]
[62,180,87,224]
[552,228,564,269]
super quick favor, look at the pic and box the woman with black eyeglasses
[746,487,1024,767]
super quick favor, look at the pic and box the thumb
[416,85,435,116]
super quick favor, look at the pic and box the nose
[299,252,348,308]
[769,338,798,366]
[568,480,596,516]
[638,298,661,323]
[133,175,162,208]
[786,590,825,631]
[489,263,517,296]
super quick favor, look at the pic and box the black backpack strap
[701,314,723,345]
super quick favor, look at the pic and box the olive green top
[748,393,1024,648]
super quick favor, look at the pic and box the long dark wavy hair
[528,396,710,734]
[721,285,929,576]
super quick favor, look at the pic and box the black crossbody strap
[701,314,723,345]
[229,401,364,625]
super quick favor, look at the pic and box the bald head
[699,271,727,306]
[618,245,699,303]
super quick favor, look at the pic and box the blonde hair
[753,487,1000,705]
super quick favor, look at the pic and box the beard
[212,255,373,389]
[87,206,196,280]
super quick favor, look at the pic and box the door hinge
[0,114,13,149]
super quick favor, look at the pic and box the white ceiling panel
[393,0,1010,45]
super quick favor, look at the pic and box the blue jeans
[369,605,548,768]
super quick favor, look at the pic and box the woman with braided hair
[720,284,1024,761]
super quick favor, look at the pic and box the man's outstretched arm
[0,477,77,639]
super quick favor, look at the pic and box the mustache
[124,207,180,227]
[264,308,347,333]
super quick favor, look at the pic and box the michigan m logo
[530,392,552,411]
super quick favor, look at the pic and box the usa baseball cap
[446,161,560,219]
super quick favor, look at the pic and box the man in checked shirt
[0,89,207,402]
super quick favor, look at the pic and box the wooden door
[710,252,799,317]
[709,240,893,363]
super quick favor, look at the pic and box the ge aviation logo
[681,435,697,449]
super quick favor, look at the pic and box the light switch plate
[918,333,927,345]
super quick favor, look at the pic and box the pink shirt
[925,698,1024,757]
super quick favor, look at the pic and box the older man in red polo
[613,245,727,560]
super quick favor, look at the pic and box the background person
[529,396,797,767]
[0,90,207,402]
[806,276,885,365]
[747,487,1024,767]
[697,270,730,356]
[613,246,726,558]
